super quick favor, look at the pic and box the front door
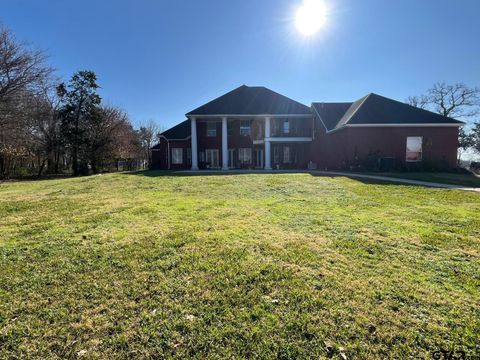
[205,149,219,168]
[228,149,235,168]
[254,148,264,168]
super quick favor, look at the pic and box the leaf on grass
[77,349,87,357]
[324,341,334,357]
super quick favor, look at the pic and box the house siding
[311,115,459,170]
[151,138,191,170]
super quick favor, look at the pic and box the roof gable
[159,119,191,141]
[186,85,311,116]
[313,93,463,131]
[312,102,352,131]
[345,93,463,126]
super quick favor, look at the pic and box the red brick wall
[151,138,191,170]
[153,117,458,171]
[310,118,459,170]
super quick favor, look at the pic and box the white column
[264,116,272,170]
[191,117,198,170]
[222,117,229,170]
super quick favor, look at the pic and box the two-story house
[152,85,463,171]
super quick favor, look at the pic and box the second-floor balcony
[251,117,312,141]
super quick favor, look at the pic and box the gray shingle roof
[155,120,190,145]
[186,85,311,116]
[311,102,352,131]
[313,93,463,131]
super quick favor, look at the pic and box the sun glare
[295,0,327,36]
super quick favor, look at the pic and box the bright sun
[295,0,327,36]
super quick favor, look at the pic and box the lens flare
[295,0,327,36]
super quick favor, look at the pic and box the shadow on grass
[0,173,74,184]
[122,169,423,187]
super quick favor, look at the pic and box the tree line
[0,25,161,179]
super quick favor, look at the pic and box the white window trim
[283,119,290,134]
[207,122,217,137]
[205,149,220,168]
[238,148,252,163]
[171,148,183,165]
[405,136,423,162]
[283,146,291,164]
[228,149,235,168]
[240,120,251,136]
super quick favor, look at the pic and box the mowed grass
[368,172,480,188]
[0,171,479,359]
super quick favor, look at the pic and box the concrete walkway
[175,169,480,192]
[312,171,480,193]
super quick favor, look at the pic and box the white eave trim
[167,137,191,141]
[159,134,191,141]
[325,122,462,134]
[266,137,313,142]
[346,123,462,128]
[312,105,329,132]
[187,114,311,119]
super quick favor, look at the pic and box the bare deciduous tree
[0,25,53,179]
[86,105,139,173]
[472,123,480,155]
[0,25,52,103]
[138,119,161,167]
[406,95,429,110]
[26,78,65,176]
[407,82,480,120]
[428,83,480,118]
[407,82,480,164]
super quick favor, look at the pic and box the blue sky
[2,0,479,129]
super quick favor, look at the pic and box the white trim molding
[346,123,462,128]
[190,117,199,170]
[187,114,311,119]
[221,117,229,170]
[325,122,462,134]
[264,117,272,170]
[266,137,313,142]
[158,134,191,141]
[312,105,329,132]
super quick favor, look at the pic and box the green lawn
[1,171,479,359]
[366,172,480,188]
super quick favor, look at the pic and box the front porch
[190,116,312,170]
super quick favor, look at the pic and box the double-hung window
[207,122,217,137]
[283,119,290,134]
[406,137,422,162]
[171,148,183,164]
[240,120,251,136]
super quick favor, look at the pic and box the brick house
[151,85,463,171]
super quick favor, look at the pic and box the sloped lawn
[368,172,480,188]
[0,171,479,359]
